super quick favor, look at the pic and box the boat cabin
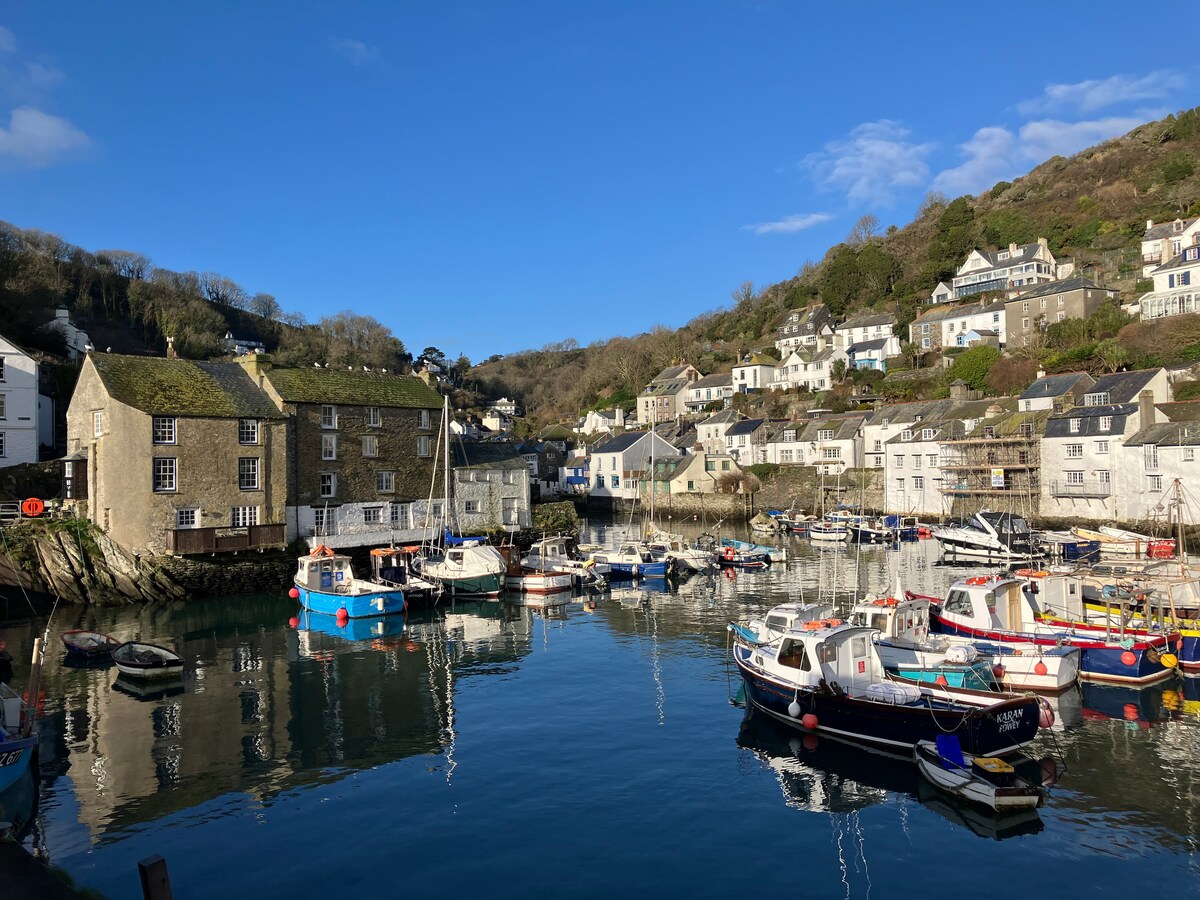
[938,576,1040,632]
[1017,571,1087,619]
[755,623,889,696]
[296,548,356,592]
[753,603,833,641]
[525,535,578,566]
[850,595,933,645]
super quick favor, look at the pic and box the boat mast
[443,395,451,539]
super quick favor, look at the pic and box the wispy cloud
[1017,71,1185,116]
[331,37,382,67]
[1018,116,1145,161]
[804,120,935,206]
[932,126,1019,196]
[743,212,833,235]
[0,107,90,168]
[0,26,15,55]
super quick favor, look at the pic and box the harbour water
[1,525,1198,897]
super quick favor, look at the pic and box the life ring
[966,576,988,585]
[802,620,822,630]
[724,567,736,581]
[723,547,736,561]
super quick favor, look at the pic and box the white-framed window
[1098,470,1111,487]
[0,358,5,381]
[391,502,411,528]
[1099,416,1112,432]
[921,428,933,440]
[901,429,913,440]
[817,429,834,441]
[417,436,432,457]
[321,404,337,429]
[367,406,381,427]
[1022,317,1030,330]
[895,478,905,491]
[1096,440,1109,454]
[1144,444,1159,470]
[238,457,260,490]
[152,417,176,444]
[231,506,259,527]
[93,411,104,437]
[893,454,904,468]
[419,409,431,430]
[322,434,338,460]
[175,508,199,529]
[822,447,840,459]
[464,500,480,514]
[1065,471,1085,485]
[362,435,378,458]
[363,506,383,525]
[912,455,922,468]
[320,473,336,498]
[1065,444,1083,459]
[927,454,937,466]
[780,449,794,463]
[0,395,6,420]
[153,457,177,492]
[912,476,924,489]
[0,432,6,457]
[783,429,796,442]
[377,470,395,492]
[1069,418,1080,434]
[1185,448,1196,462]
[983,426,996,439]
[1149,474,1163,492]
[239,419,259,444]
[1057,312,1066,322]
[1084,392,1110,406]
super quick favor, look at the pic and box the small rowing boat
[61,630,121,660]
[915,736,1044,811]
[111,641,185,679]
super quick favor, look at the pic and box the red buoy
[1121,650,1137,666]
[288,587,300,599]
[288,616,299,628]
[1034,661,1048,676]
[992,664,1006,680]
[337,607,349,621]
[1123,703,1139,721]
[801,713,819,730]
[1038,698,1055,728]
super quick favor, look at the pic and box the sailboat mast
[443,395,451,535]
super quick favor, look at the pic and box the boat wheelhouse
[294,545,407,617]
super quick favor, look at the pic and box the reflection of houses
[64,352,289,555]
[451,443,532,532]
[0,335,46,466]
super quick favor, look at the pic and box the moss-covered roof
[90,354,285,418]
[266,367,442,408]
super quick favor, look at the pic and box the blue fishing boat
[293,545,407,618]
[715,545,770,569]
[719,537,787,564]
[589,542,672,579]
[728,614,1043,757]
[0,683,37,795]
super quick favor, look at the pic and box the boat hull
[734,651,1039,757]
[914,742,1042,811]
[505,572,575,594]
[61,630,120,659]
[0,733,37,795]
[296,584,407,617]
[607,561,670,579]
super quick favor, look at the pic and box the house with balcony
[561,452,590,495]
[764,414,864,473]
[450,442,532,532]
[685,372,734,412]
[636,363,701,425]
[246,355,444,548]
[1017,371,1095,412]
[952,238,1063,300]
[1139,245,1200,321]
[774,304,833,355]
[1004,277,1118,347]
[64,352,289,556]
[833,314,901,370]
[1141,218,1200,276]
[589,430,680,502]
[1116,402,1200,520]
[732,351,780,393]
[0,335,45,466]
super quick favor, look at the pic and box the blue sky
[0,3,1193,363]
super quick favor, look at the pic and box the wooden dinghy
[111,641,184,679]
[61,630,121,660]
[914,735,1044,811]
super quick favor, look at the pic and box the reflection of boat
[293,545,407,618]
[915,737,1044,810]
[1079,681,1170,727]
[299,609,408,642]
[111,641,185,679]
[61,629,121,660]
[0,683,37,795]
[729,610,1043,756]
[916,779,1044,840]
[113,674,186,701]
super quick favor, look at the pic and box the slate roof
[700,409,744,427]
[452,442,528,469]
[1085,369,1163,404]
[1018,372,1094,401]
[690,372,732,389]
[738,352,780,367]
[885,419,969,446]
[1008,276,1113,301]
[848,338,890,353]
[1045,404,1136,438]
[1156,400,1200,423]
[838,313,895,330]
[266,366,442,408]
[1143,218,1197,241]
[1151,247,1200,274]
[725,417,770,438]
[909,298,1005,326]
[777,304,831,334]
[1123,421,1200,447]
[593,431,657,454]
[650,364,694,383]
[89,354,285,418]
[962,241,1047,272]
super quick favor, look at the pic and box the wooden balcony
[165,524,286,555]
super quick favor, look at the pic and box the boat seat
[935,734,968,770]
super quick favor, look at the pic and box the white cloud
[0,26,15,55]
[804,120,935,206]
[932,126,1019,197]
[1018,116,1144,161]
[1017,71,1185,116]
[0,107,90,167]
[331,38,381,67]
[742,212,833,235]
[23,62,64,91]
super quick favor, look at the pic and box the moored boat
[728,612,1044,756]
[933,511,1043,562]
[589,542,672,579]
[0,682,37,795]
[719,537,786,564]
[294,544,408,616]
[808,520,848,542]
[914,736,1044,811]
[61,630,121,660]
[111,641,185,679]
[645,530,713,572]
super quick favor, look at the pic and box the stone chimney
[1038,236,1049,252]
[235,352,272,382]
[1036,369,1046,379]
[1139,390,1156,428]
[1147,219,1155,231]
[1008,242,1018,256]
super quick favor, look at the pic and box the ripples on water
[0,524,1197,897]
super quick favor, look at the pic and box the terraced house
[240,356,444,548]
[65,353,288,556]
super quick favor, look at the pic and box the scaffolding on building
[939,415,1044,518]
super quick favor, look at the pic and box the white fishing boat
[932,511,1043,561]
[522,535,608,588]
[808,520,848,542]
[644,529,713,572]
[914,736,1044,811]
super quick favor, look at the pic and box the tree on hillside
[847,214,880,245]
[321,311,410,370]
[950,345,1000,392]
[250,292,282,321]
[201,272,249,309]
[831,358,847,384]
[731,280,758,309]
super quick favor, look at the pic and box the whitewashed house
[451,443,533,532]
[833,313,901,371]
[883,419,966,517]
[577,407,626,435]
[862,400,951,469]
[1040,403,1141,521]
[952,238,1064,300]
[1016,372,1095,412]
[697,409,743,454]
[589,431,680,501]
[724,418,779,465]
[1081,368,1171,406]
[768,346,846,392]
[647,453,742,495]
[1111,401,1200,520]
[560,453,590,495]
[908,299,1006,351]
[0,336,43,465]
[733,351,780,393]
[39,307,92,361]
[1140,245,1200,321]
[774,304,834,355]
[685,372,734,412]
[765,415,864,474]
[927,281,955,305]
[636,364,701,425]
[1141,218,1200,276]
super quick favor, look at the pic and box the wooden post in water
[138,854,174,900]
[23,638,42,737]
